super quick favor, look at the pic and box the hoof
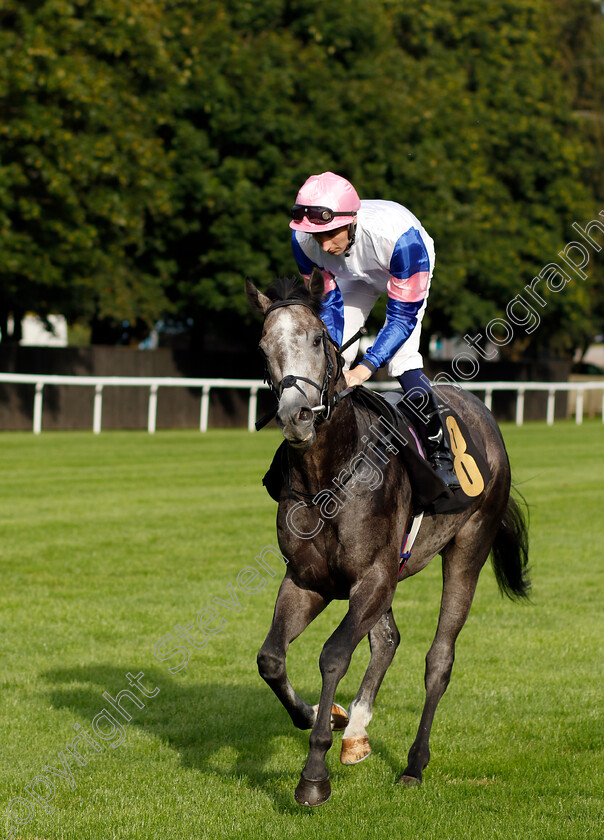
[397,773,422,787]
[340,735,372,765]
[294,775,331,807]
[330,702,349,731]
[313,702,349,731]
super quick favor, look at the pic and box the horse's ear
[245,277,272,315]
[308,267,325,309]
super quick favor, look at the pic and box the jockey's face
[311,224,350,256]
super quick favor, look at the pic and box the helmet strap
[344,221,356,257]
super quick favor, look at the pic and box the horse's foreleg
[400,539,489,785]
[257,573,328,730]
[341,608,400,765]
[295,571,396,806]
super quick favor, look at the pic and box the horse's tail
[490,489,531,601]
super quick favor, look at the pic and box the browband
[265,298,319,317]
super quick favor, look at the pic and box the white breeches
[337,281,428,377]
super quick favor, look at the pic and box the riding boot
[407,394,461,490]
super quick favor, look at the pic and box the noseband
[256,298,348,431]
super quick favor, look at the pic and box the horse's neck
[288,397,360,495]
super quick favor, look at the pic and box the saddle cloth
[263,386,491,516]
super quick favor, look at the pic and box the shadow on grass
[43,664,366,812]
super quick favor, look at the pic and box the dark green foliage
[0,0,601,354]
[0,0,176,335]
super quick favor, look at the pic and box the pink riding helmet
[289,171,361,233]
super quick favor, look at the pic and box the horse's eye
[312,335,322,347]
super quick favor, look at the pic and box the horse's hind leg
[341,608,400,765]
[257,573,331,731]
[399,535,491,786]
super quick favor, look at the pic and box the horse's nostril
[298,408,312,423]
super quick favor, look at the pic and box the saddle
[263,387,491,516]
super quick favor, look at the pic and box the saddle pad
[351,386,491,515]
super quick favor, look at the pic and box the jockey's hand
[343,365,373,388]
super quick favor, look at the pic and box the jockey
[290,171,461,490]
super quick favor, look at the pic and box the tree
[0,0,175,341]
[161,0,602,358]
[552,0,604,353]
[0,0,601,358]
[373,0,602,358]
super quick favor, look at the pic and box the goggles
[290,204,357,225]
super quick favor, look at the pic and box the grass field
[0,422,602,840]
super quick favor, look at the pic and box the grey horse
[246,269,530,806]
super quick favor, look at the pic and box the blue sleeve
[362,298,424,370]
[389,228,431,282]
[319,287,344,346]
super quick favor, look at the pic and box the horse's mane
[265,276,322,317]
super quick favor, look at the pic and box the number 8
[445,416,485,497]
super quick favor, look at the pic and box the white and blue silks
[291,199,435,377]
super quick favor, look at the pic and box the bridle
[258,299,343,428]
[255,298,362,431]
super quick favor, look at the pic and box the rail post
[546,388,555,426]
[148,384,159,434]
[248,386,258,433]
[575,389,584,425]
[484,387,493,412]
[33,382,44,434]
[515,388,525,426]
[200,385,210,432]
[93,384,104,434]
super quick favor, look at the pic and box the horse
[246,268,530,807]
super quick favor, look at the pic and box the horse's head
[246,268,343,450]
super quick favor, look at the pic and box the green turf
[0,422,602,839]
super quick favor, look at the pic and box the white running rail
[0,372,602,434]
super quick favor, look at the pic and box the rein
[255,298,361,431]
